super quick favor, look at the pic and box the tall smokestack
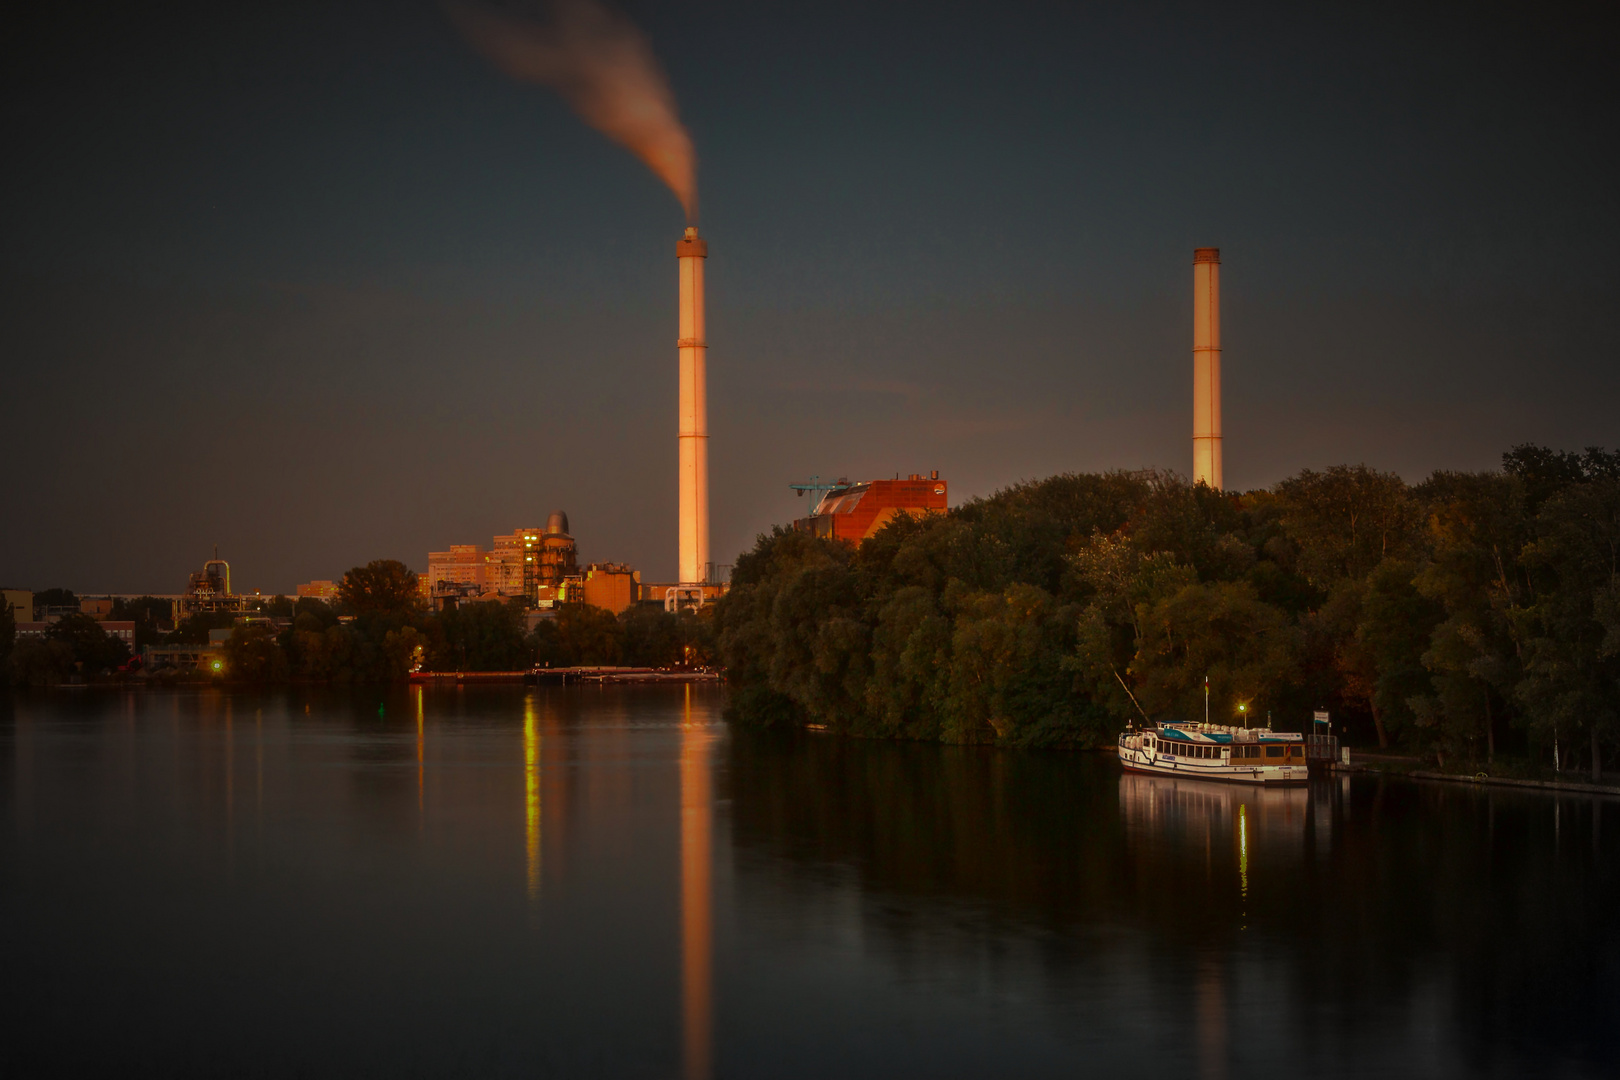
[678,226,709,585]
[1192,247,1222,490]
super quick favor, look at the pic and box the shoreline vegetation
[714,444,1620,784]
[1,562,715,690]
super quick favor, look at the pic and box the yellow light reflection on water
[415,685,425,821]
[524,695,541,902]
[680,684,713,1080]
[1237,803,1249,903]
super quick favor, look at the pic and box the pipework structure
[677,226,710,586]
[1192,247,1223,490]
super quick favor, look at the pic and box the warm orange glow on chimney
[1193,247,1222,490]
[678,227,710,585]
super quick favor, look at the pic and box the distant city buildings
[14,618,135,648]
[428,513,579,608]
[3,589,31,624]
[578,563,639,615]
[296,580,339,600]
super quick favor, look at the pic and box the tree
[225,624,289,683]
[618,604,682,666]
[1513,477,1620,779]
[46,613,129,672]
[1322,560,1441,752]
[941,583,1095,746]
[1273,465,1420,587]
[1127,580,1300,726]
[110,596,175,649]
[9,640,75,687]
[531,604,623,667]
[426,601,529,671]
[339,560,422,616]
[167,611,238,645]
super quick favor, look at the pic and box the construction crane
[788,475,847,513]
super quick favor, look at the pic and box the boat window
[1266,745,1284,758]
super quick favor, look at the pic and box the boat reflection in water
[1119,770,1313,1080]
[1118,770,1310,868]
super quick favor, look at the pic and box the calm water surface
[2,687,1616,1078]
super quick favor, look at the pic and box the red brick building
[793,472,948,545]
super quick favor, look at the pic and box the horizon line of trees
[714,444,1620,779]
[1,563,715,687]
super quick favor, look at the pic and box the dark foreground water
[2,688,1616,1078]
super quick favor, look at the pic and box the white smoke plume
[447,0,698,221]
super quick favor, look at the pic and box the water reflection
[1118,772,1309,910]
[680,685,714,1080]
[1197,958,1226,1080]
[3,691,1617,1078]
[524,694,541,903]
[414,685,424,822]
[725,730,1620,1076]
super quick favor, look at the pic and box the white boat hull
[1117,742,1307,786]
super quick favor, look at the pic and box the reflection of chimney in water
[1193,247,1222,490]
[680,685,714,1080]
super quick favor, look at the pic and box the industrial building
[14,619,136,648]
[575,563,640,615]
[427,512,579,607]
[179,553,249,618]
[792,472,948,545]
[3,589,31,624]
[295,580,339,600]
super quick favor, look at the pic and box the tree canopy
[339,560,422,616]
[716,447,1620,778]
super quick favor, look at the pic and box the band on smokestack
[677,226,709,585]
[1192,247,1222,490]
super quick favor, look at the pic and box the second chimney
[1192,247,1222,490]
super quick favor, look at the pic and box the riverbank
[1331,749,1620,797]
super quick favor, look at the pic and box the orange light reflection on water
[524,695,541,903]
[680,685,713,1080]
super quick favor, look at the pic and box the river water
[1,687,1615,1078]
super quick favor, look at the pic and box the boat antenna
[1113,669,1153,728]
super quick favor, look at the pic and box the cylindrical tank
[1193,247,1222,490]
[677,227,709,585]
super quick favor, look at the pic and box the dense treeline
[1,560,713,686]
[715,445,1620,776]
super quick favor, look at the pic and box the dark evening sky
[3,1,1616,593]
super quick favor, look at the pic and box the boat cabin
[1141,728,1304,763]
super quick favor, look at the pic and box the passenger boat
[1117,722,1307,785]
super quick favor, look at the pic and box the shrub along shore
[714,445,1620,781]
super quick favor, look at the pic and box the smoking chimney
[1192,247,1222,490]
[677,226,709,584]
